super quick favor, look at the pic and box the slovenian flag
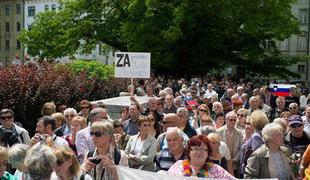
[269,84,296,97]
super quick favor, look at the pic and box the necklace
[182,159,213,177]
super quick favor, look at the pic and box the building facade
[0,0,24,66]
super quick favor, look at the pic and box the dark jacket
[183,122,197,138]
[54,124,66,137]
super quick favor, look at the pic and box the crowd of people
[0,76,310,180]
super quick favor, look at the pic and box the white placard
[115,52,150,78]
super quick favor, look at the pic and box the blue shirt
[123,118,139,135]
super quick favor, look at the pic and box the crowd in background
[0,75,310,180]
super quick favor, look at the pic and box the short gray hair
[225,111,237,120]
[200,125,216,135]
[8,144,29,167]
[89,107,107,122]
[262,123,283,143]
[63,108,77,115]
[25,143,56,180]
[166,127,183,140]
[91,121,114,136]
[177,107,189,117]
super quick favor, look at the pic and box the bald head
[163,113,179,131]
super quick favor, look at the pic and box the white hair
[177,107,189,117]
[63,108,77,115]
[8,144,29,166]
[166,127,183,140]
[262,123,283,142]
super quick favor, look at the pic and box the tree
[20,0,302,78]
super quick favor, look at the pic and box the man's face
[129,105,139,117]
[305,108,310,119]
[289,104,299,115]
[0,112,14,129]
[35,120,46,134]
[250,98,259,109]
[166,131,183,154]
[190,90,197,98]
[148,99,157,111]
[64,111,76,125]
[226,114,237,129]
[276,98,285,109]
[92,112,108,123]
[290,123,304,138]
[163,116,178,131]
[165,95,174,106]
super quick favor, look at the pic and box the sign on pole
[115,52,151,78]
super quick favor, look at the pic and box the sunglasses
[149,118,155,121]
[90,131,106,137]
[56,160,64,166]
[245,122,251,125]
[0,116,12,120]
[237,114,246,117]
[290,123,302,128]
[228,118,237,122]
[81,106,90,109]
[199,109,208,113]
[289,107,298,110]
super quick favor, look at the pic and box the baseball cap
[288,115,303,126]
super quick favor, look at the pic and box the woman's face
[209,140,220,151]
[54,157,72,177]
[245,120,254,136]
[121,109,129,119]
[91,130,111,148]
[148,115,155,127]
[55,118,63,129]
[71,121,82,135]
[139,122,151,135]
[0,158,7,177]
[270,131,284,147]
[189,143,209,164]
[216,116,225,128]
[237,112,247,126]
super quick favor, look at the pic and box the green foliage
[68,60,114,80]
[20,0,302,78]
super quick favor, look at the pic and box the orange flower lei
[182,159,213,177]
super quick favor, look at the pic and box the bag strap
[114,147,121,165]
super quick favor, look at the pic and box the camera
[88,157,101,164]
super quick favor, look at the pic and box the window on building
[5,5,10,15]
[279,39,290,51]
[16,4,21,14]
[5,22,10,32]
[16,40,21,49]
[45,5,49,11]
[51,4,56,11]
[298,65,305,73]
[17,22,21,31]
[299,9,308,25]
[28,25,32,30]
[298,32,308,51]
[28,6,35,17]
[5,40,10,50]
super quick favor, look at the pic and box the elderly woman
[168,135,233,178]
[239,110,269,177]
[82,121,128,180]
[64,116,87,156]
[8,144,30,179]
[0,146,16,180]
[244,123,292,179]
[51,113,65,129]
[236,108,248,131]
[211,102,224,120]
[24,143,56,180]
[51,146,92,180]
[125,115,156,171]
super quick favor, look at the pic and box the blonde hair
[41,102,56,116]
[54,146,80,176]
[207,133,220,144]
[0,146,8,160]
[51,113,65,124]
[262,123,283,142]
[250,110,269,131]
[71,116,87,129]
[91,121,114,136]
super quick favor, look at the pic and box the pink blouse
[168,160,235,179]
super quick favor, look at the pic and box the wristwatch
[300,165,305,170]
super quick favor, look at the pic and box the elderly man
[284,115,310,155]
[155,127,186,171]
[176,107,197,138]
[217,111,243,177]
[288,102,301,116]
[156,113,189,152]
[248,96,260,114]
[54,108,77,137]
[75,107,109,163]
[163,94,177,114]
[0,109,30,145]
[143,97,164,122]
[269,96,288,120]
[302,106,310,134]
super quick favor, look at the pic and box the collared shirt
[63,124,71,136]
[76,126,94,163]
[302,117,310,134]
[123,118,139,135]
[155,148,185,171]
[51,134,68,148]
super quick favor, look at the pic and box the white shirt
[219,141,231,160]
[52,134,68,148]
[302,117,310,134]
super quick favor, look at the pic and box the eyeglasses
[190,147,208,152]
[237,114,246,117]
[290,123,302,128]
[81,106,89,109]
[56,160,64,166]
[142,124,151,127]
[65,114,75,118]
[228,118,237,122]
[0,116,12,120]
[90,131,106,137]
[289,107,298,110]
[199,109,208,113]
